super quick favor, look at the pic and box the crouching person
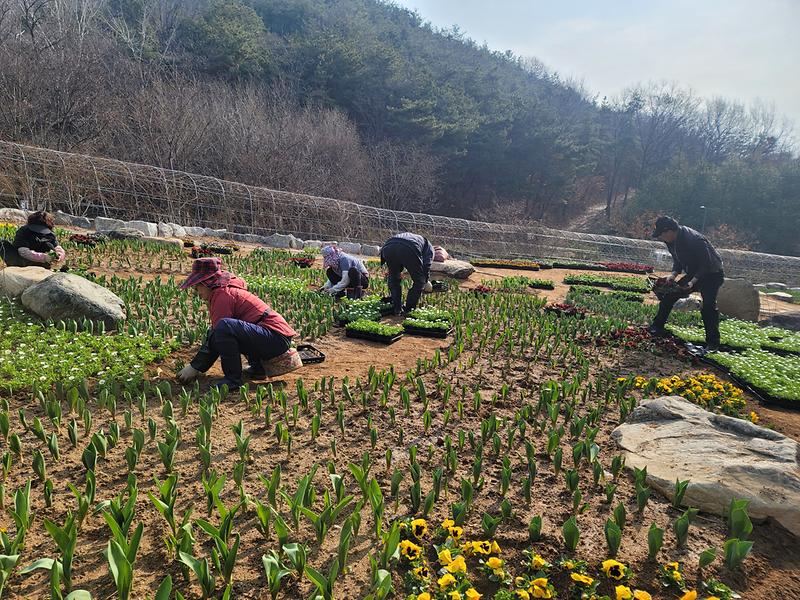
[176,257,298,391]
[320,245,370,299]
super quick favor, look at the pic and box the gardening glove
[177,364,201,383]
[423,281,433,293]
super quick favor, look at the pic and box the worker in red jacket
[176,257,297,390]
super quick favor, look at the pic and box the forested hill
[0,0,797,254]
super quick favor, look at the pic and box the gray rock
[21,273,126,329]
[791,287,800,292]
[53,210,74,226]
[107,228,145,240]
[263,233,293,249]
[0,266,53,298]
[126,220,158,237]
[71,215,92,229]
[168,223,187,238]
[765,282,787,290]
[753,284,767,289]
[717,278,760,321]
[0,208,29,223]
[760,314,800,332]
[184,227,206,237]
[94,216,125,232]
[765,291,795,303]
[673,296,702,312]
[157,222,174,238]
[288,235,303,250]
[361,244,381,257]
[205,228,227,237]
[613,396,800,536]
[338,242,362,255]
[429,259,475,280]
[303,240,323,249]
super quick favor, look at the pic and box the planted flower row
[563,274,651,294]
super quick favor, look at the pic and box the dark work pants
[326,267,369,298]
[653,272,724,345]
[0,240,50,268]
[190,319,291,386]
[381,241,427,312]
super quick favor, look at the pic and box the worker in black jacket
[649,216,724,352]
[0,211,65,268]
[380,232,434,315]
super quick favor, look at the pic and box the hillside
[0,0,797,254]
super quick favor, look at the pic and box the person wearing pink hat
[176,257,297,390]
[320,245,370,299]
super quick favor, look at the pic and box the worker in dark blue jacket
[649,216,725,352]
[380,232,434,315]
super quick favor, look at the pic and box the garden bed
[470,258,540,271]
[563,273,651,293]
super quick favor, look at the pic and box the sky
[393,0,800,133]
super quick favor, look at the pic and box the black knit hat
[652,216,679,238]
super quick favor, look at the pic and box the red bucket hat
[180,257,223,290]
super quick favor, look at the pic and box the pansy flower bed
[631,373,748,417]
[706,349,800,403]
[563,274,651,293]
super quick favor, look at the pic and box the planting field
[0,234,798,600]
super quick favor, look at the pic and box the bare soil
[1,241,798,599]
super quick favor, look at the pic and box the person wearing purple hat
[320,245,370,299]
[649,216,724,353]
[176,257,297,390]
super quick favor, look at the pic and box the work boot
[647,324,668,337]
[347,286,364,300]
[702,342,720,354]
[243,366,267,380]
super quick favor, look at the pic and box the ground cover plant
[562,274,651,293]
[491,276,555,292]
[568,285,645,304]
[0,238,795,599]
[565,287,703,328]
[668,319,800,354]
[706,349,800,403]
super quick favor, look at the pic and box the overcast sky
[393,0,800,132]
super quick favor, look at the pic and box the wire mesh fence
[2,139,800,287]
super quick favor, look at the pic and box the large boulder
[107,228,145,240]
[168,223,187,238]
[338,242,362,255]
[612,396,800,536]
[430,259,475,280]
[0,266,53,298]
[673,296,702,312]
[0,208,28,223]
[263,233,293,249]
[765,282,787,290]
[140,236,183,249]
[361,244,381,257]
[94,216,125,232]
[21,273,126,329]
[184,226,206,237]
[717,278,760,321]
[126,220,158,237]
[157,222,174,238]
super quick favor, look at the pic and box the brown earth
[1,234,798,599]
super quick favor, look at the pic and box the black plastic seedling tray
[296,344,325,364]
[402,325,452,339]
[345,329,403,344]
